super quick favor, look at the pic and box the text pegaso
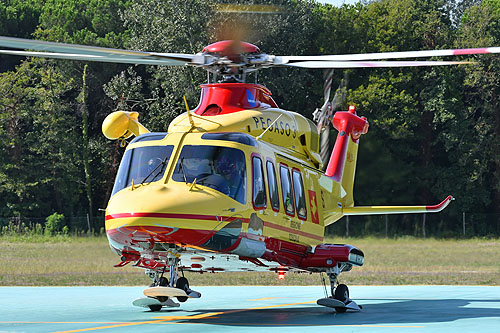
[252,117,297,138]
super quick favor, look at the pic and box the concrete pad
[0,285,499,332]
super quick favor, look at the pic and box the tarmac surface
[1,285,499,332]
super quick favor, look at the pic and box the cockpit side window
[280,164,295,216]
[252,155,267,209]
[172,145,246,204]
[112,145,174,196]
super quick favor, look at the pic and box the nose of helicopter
[104,182,238,250]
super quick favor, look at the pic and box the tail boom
[342,195,454,216]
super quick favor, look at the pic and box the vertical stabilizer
[325,106,368,205]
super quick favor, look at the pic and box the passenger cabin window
[172,145,246,204]
[112,145,174,196]
[292,169,307,220]
[266,161,279,211]
[252,156,267,209]
[280,165,295,216]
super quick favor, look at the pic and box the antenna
[256,114,283,140]
[183,95,195,128]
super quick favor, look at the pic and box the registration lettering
[290,220,301,230]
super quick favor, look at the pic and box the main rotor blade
[0,36,197,65]
[284,60,473,69]
[0,49,188,66]
[276,46,500,63]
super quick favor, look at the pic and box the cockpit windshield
[112,145,174,196]
[172,145,246,204]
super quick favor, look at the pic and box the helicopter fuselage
[105,83,355,272]
[103,82,451,275]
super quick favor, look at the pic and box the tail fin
[324,107,454,217]
[325,105,368,180]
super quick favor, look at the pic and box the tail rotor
[313,70,348,169]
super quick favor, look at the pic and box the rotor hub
[199,40,272,83]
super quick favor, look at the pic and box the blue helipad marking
[0,286,499,332]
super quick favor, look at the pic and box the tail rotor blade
[315,72,349,169]
[330,74,348,112]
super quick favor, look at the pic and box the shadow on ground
[148,298,500,327]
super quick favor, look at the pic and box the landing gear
[316,264,361,313]
[133,250,201,311]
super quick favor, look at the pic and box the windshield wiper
[179,157,188,184]
[141,155,169,185]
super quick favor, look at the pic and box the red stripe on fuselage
[105,212,232,222]
[105,212,323,241]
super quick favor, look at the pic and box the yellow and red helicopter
[1,36,497,312]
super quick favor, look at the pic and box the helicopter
[1,36,497,312]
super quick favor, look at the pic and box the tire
[176,277,189,303]
[158,277,169,286]
[148,304,162,312]
[334,284,349,303]
[334,283,349,313]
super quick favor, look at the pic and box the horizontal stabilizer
[343,195,454,216]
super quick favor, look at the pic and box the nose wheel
[176,277,189,302]
[133,254,201,311]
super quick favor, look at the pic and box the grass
[0,236,498,286]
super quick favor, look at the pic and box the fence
[0,215,105,234]
[1,212,499,238]
[326,212,500,238]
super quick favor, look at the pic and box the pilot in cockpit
[215,155,239,196]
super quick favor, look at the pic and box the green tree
[340,0,475,236]
[104,0,213,132]
[0,60,81,217]
[455,0,500,234]
[33,0,132,212]
[0,0,44,71]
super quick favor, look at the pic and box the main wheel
[176,277,189,303]
[334,284,349,302]
[334,284,349,313]
[148,304,162,312]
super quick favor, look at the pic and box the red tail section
[325,106,369,182]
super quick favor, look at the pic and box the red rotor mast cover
[194,83,278,116]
